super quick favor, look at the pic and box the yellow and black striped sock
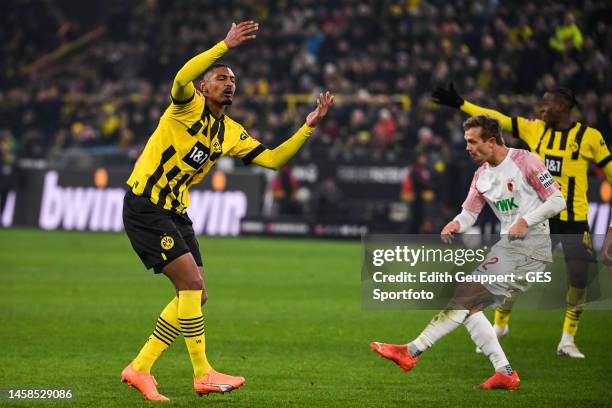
[494,308,511,328]
[178,290,212,379]
[563,308,583,336]
[132,297,180,373]
[563,285,586,337]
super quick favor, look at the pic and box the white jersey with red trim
[463,148,560,237]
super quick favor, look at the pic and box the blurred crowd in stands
[1,0,610,228]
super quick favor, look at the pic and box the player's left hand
[306,91,334,127]
[508,217,528,241]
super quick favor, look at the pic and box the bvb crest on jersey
[161,235,174,250]
[570,141,580,152]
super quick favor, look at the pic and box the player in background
[603,220,612,271]
[371,115,565,390]
[120,21,334,401]
[432,83,612,358]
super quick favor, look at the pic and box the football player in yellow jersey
[432,83,612,359]
[120,21,334,401]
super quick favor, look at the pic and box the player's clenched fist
[224,21,259,49]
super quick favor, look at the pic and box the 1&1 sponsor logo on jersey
[545,155,563,177]
[183,141,210,169]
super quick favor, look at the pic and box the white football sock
[464,312,511,372]
[411,309,469,353]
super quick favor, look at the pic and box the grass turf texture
[0,229,610,407]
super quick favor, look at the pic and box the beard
[221,97,233,106]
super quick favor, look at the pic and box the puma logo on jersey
[494,198,518,212]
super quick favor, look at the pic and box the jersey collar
[204,104,224,121]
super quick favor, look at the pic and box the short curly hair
[202,63,231,80]
[463,115,504,145]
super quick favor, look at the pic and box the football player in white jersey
[371,115,566,390]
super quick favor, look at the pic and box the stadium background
[1,0,611,406]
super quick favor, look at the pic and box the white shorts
[471,240,549,308]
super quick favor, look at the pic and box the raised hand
[431,81,464,108]
[224,21,259,49]
[306,91,334,127]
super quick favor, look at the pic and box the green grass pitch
[0,229,610,407]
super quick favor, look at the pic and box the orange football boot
[370,342,420,372]
[476,371,520,390]
[194,370,246,395]
[120,364,169,401]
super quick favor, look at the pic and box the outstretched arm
[171,21,258,102]
[431,82,513,131]
[251,92,335,170]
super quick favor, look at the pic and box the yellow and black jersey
[461,101,612,222]
[127,39,314,214]
[511,118,610,221]
[127,91,264,214]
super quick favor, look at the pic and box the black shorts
[549,218,595,263]
[123,191,203,273]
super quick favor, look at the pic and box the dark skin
[162,21,333,304]
[198,21,257,118]
[199,65,334,126]
[540,92,590,288]
[160,22,259,302]
[163,254,208,305]
[539,92,573,130]
[200,67,236,118]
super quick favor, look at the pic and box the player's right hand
[224,21,259,49]
[441,220,460,244]
[431,82,464,108]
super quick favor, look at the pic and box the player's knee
[183,274,203,290]
[201,291,208,305]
